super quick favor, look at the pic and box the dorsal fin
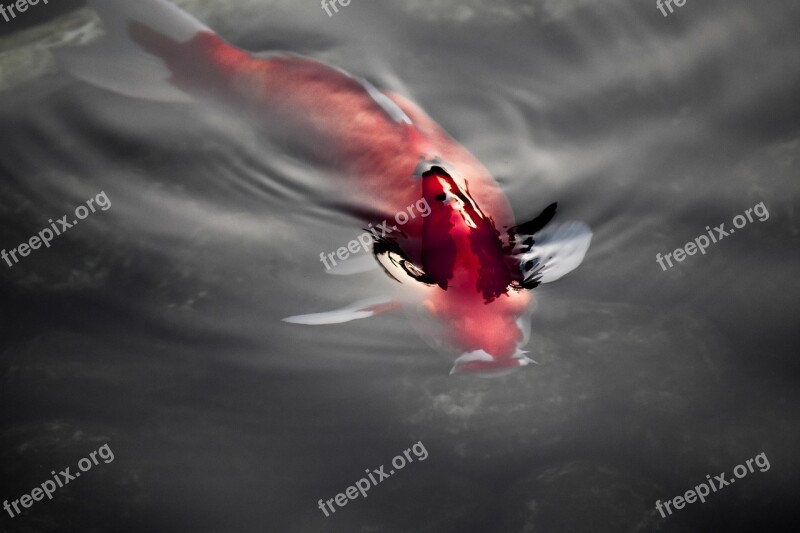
[357,78,413,125]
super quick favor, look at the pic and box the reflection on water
[0,1,798,532]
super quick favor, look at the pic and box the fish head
[409,166,532,372]
[375,164,543,374]
[420,165,515,302]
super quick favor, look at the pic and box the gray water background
[1,1,798,532]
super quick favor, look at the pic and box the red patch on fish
[421,166,513,303]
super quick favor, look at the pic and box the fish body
[134,27,515,235]
[63,0,591,375]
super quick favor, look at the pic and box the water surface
[1,1,798,531]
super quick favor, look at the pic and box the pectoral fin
[282,297,400,325]
[514,221,593,288]
[372,237,435,286]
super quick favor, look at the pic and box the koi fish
[62,0,592,375]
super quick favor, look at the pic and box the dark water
[1,1,799,532]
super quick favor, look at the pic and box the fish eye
[435,193,447,201]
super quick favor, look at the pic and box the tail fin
[58,0,212,101]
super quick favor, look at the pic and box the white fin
[357,78,413,124]
[282,297,398,325]
[518,222,592,286]
[450,349,534,377]
[58,0,211,101]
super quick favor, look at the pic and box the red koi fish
[63,0,592,375]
